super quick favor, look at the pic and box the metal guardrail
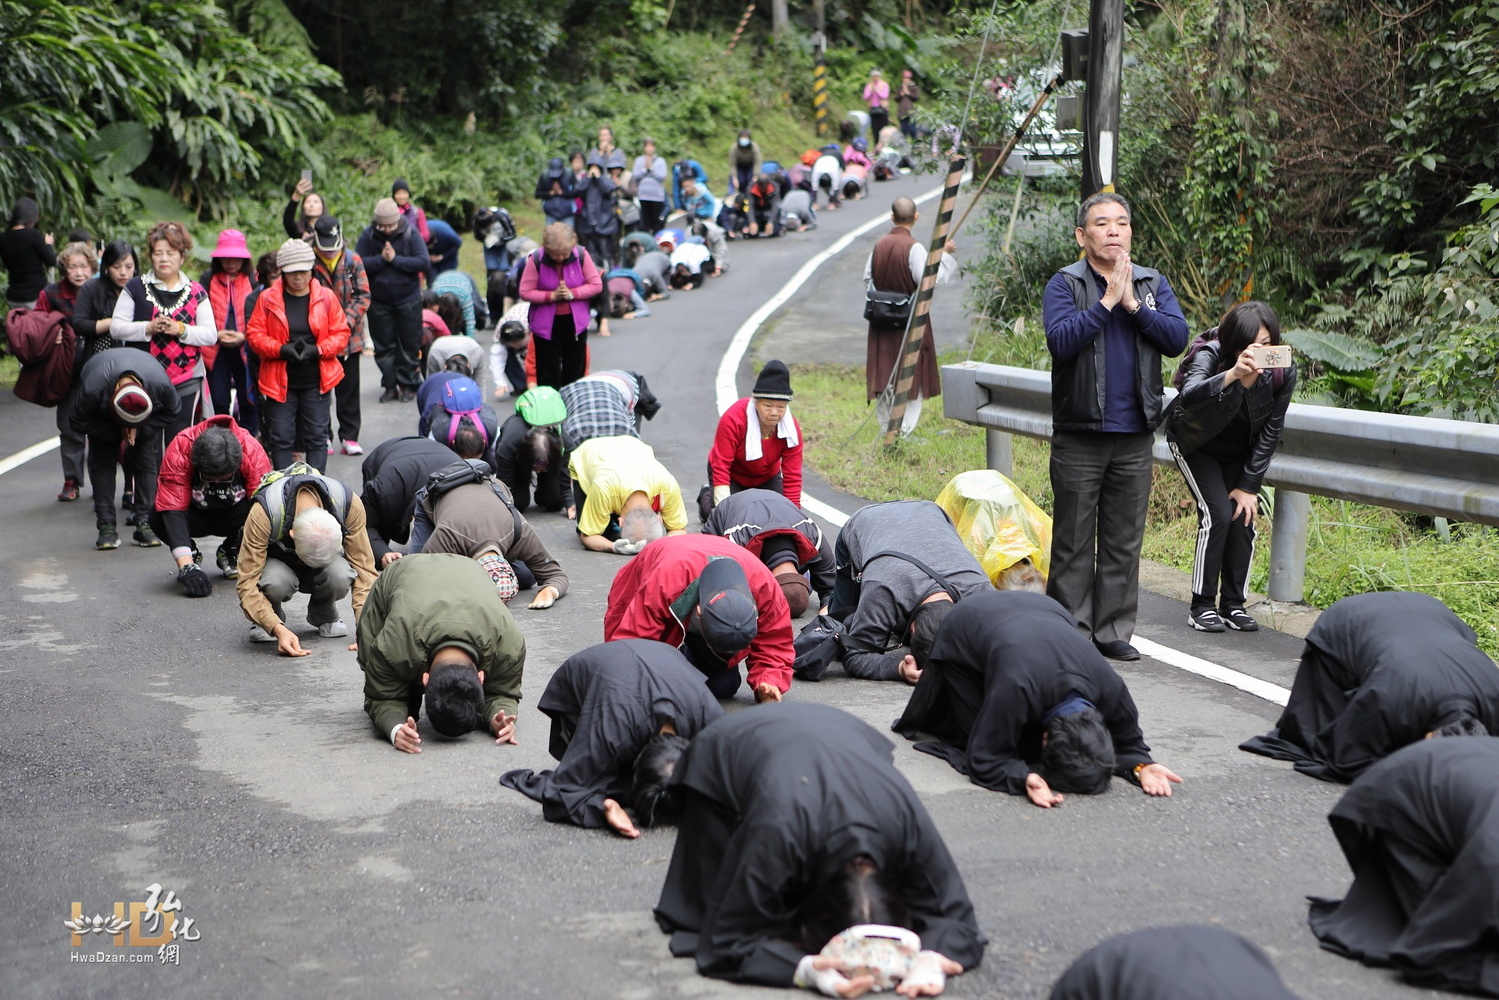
[942,361,1499,603]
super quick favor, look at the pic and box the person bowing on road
[357,553,526,754]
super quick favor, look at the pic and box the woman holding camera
[1166,300,1295,634]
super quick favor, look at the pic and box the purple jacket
[518,249,603,339]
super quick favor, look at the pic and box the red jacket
[155,415,272,513]
[603,534,794,694]
[708,397,804,506]
[245,280,350,402]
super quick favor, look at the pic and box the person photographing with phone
[1165,300,1295,634]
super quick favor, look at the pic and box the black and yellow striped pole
[883,155,967,444]
[813,39,830,137]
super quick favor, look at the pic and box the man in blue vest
[1042,193,1189,661]
[236,465,379,656]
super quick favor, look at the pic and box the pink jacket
[519,248,603,339]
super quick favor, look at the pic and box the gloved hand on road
[177,564,212,598]
[612,538,647,556]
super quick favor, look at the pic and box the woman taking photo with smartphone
[1166,300,1295,634]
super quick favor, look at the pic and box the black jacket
[894,590,1154,795]
[535,170,576,220]
[1050,925,1301,1000]
[69,348,180,437]
[703,489,835,602]
[1168,341,1295,493]
[353,217,433,306]
[498,640,723,829]
[491,414,572,512]
[359,436,463,562]
[654,703,986,987]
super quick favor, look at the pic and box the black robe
[1241,592,1499,782]
[893,591,1154,795]
[1049,925,1302,1000]
[499,640,723,828]
[1308,736,1499,997]
[360,436,469,563]
[653,703,986,988]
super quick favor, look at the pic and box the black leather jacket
[1167,342,1295,493]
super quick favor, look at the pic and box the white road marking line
[716,175,1295,707]
[1132,636,1291,705]
[0,436,60,476]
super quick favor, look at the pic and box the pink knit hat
[211,229,252,260]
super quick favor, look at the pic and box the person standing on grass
[390,179,430,243]
[728,129,762,197]
[863,68,892,138]
[897,69,921,140]
[310,217,371,457]
[1166,300,1294,634]
[863,197,956,436]
[1042,192,1189,662]
[632,139,669,237]
[356,197,433,404]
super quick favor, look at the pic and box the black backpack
[422,459,524,541]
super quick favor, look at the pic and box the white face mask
[738,138,751,148]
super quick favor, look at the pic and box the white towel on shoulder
[743,397,798,461]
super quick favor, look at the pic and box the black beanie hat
[391,178,411,195]
[752,360,793,400]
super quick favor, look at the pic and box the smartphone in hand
[1248,344,1293,369]
[301,168,313,184]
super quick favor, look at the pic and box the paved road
[0,176,1440,999]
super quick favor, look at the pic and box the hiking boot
[378,387,399,403]
[132,525,162,547]
[57,478,80,502]
[1221,606,1260,632]
[1189,607,1227,632]
[95,524,120,550]
[216,543,239,579]
[317,620,349,638]
[340,440,364,456]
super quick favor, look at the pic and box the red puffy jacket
[156,415,272,513]
[245,280,349,402]
[603,534,794,694]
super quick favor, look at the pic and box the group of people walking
[5,169,1497,1000]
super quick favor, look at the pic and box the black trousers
[508,463,566,513]
[207,347,257,436]
[368,297,423,390]
[333,352,361,443]
[570,477,620,541]
[533,315,587,389]
[828,530,860,621]
[1046,429,1154,644]
[263,386,331,472]
[88,429,162,526]
[1171,443,1256,609]
[870,107,890,136]
[148,500,253,554]
[581,231,615,327]
[639,201,665,236]
[164,377,204,444]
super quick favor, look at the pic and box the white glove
[900,951,948,993]
[612,538,646,556]
[712,484,731,504]
[794,955,851,998]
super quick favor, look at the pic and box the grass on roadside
[791,361,1499,655]
[0,355,17,391]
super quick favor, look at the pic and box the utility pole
[812,1,829,137]
[1080,0,1124,198]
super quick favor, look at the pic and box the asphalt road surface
[0,176,1444,999]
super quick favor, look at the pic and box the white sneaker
[318,620,349,638]
[249,625,276,643]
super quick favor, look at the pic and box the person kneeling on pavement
[359,435,473,569]
[491,387,569,515]
[499,639,724,837]
[237,464,378,655]
[604,533,793,701]
[893,591,1182,807]
[704,488,835,618]
[70,348,182,550]
[406,459,569,609]
[703,360,802,522]
[151,416,271,596]
[829,500,994,683]
[358,553,525,754]
[568,435,688,553]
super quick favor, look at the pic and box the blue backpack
[439,376,487,449]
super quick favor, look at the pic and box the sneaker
[132,525,162,547]
[340,440,363,456]
[216,543,239,579]
[326,442,335,455]
[1189,607,1227,632]
[95,524,120,550]
[378,387,400,404]
[317,620,349,638]
[57,478,80,502]
[1221,607,1260,632]
[249,624,277,643]
[190,545,203,565]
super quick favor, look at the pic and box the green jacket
[357,553,526,738]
